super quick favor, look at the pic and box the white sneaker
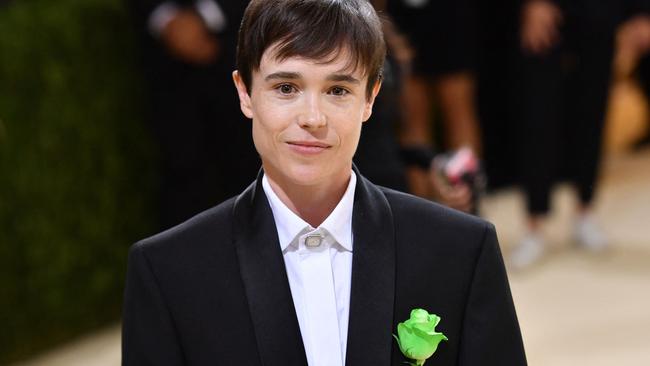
[510,232,545,270]
[574,214,608,252]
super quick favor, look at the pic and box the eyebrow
[264,72,301,82]
[263,71,360,84]
[326,74,360,84]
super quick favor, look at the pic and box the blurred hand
[619,15,650,56]
[429,169,473,213]
[521,0,563,55]
[161,10,219,65]
[615,16,650,77]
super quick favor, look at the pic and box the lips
[286,141,331,155]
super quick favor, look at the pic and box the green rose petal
[429,314,441,328]
[411,309,429,323]
[411,317,436,333]
[398,325,434,360]
[395,308,448,363]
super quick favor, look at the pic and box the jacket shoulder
[381,187,491,230]
[380,187,494,253]
[130,196,237,259]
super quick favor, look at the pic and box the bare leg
[399,74,434,196]
[436,72,482,155]
[400,74,433,146]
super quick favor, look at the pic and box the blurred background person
[386,0,482,206]
[129,0,259,230]
[351,0,477,213]
[352,2,410,193]
[509,0,650,268]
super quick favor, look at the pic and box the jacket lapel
[233,168,397,366]
[233,171,308,366]
[345,167,396,366]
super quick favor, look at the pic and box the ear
[362,79,382,122]
[232,70,254,119]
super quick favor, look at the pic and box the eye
[276,83,296,95]
[329,86,349,97]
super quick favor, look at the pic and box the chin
[284,163,330,186]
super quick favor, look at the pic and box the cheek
[250,120,266,158]
[250,103,290,154]
[250,107,273,153]
[347,124,363,152]
[333,115,363,150]
[328,102,364,141]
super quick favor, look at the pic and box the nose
[298,93,326,129]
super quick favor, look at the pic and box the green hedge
[0,0,155,362]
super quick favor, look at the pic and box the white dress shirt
[262,172,356,366]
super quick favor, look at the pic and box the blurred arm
[148,1,180,37]
[145,0,224,64]
[149,0,227,37]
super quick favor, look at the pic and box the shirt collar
[262,171,356,252]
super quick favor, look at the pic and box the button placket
[297,229,343,366]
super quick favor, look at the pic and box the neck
[265,168,351,228]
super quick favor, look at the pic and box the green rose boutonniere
[393,308,448,366]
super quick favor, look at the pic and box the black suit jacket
[122,168,527,365]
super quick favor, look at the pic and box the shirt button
[305,234,323,248]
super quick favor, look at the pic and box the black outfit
[514,0,644,214]
[130,0,259,229]
[354,59,408,192]
[475,0,521,189]
[123,166,527,365]
[387,0,476,77]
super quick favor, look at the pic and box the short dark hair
[236,0,385,99]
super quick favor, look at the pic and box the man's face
[233,45,380,188]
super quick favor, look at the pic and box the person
[386,0,483,204]
[510,0,649,268]
[354,1,476,212]
[348,0,477,213]
[122,1,527,365]
[129,0,259,229]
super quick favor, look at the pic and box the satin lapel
[233,172,308,366]
[345,168,396,366]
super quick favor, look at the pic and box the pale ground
[12,148,650,366]
[482,148,650,366]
